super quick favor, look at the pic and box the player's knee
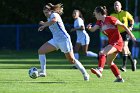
[67,57,75,64]
[38,48,45,54]
[108,62,114,67]
[70,59,75,64]
[99,51,106,56]
[106,62,112,67]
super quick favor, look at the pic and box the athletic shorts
[76,34,90,45]
[48,38,73,53]
[110,41,123,52]
[120,31,130,41]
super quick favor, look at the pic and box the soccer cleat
[83,74,90,81]
[120,67,126,72]
[39,73,46,77]
[38,71,46,77]
[114,78,124,83]
[132,59,137,71]
[90,68,102,78]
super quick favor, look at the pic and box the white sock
[98,67,103,72]
[39,54,46,73]
[74,59,88,75]
[74,53,79,60]
[86,51,98,57]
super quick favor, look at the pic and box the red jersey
[96,16,123,52]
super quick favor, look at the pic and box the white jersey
[74,17,90,45]
[47,12,73,53]
[48,12,70,42]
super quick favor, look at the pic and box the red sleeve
[96,20,101,26]
[109,16,118,25]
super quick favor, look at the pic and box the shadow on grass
[27,81,65,84]
[0,80,65,84]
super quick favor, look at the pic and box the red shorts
[110,41,123,52]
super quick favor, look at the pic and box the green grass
[0,50,140,93]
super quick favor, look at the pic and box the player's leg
[81,35,98,58]
[107,53,124,82]
[126,44,137,71]
[65,51,89,81]
[74,43,81,60]
[121,41,128,72]
[82,44,98,57]
[58,38,89,81]
[122,41,136,71]
[90,44,117,78]
[120,32,137,72]
[120,32,128,71]
[38,40,57,77]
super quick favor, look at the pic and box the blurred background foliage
[0,0,139,51]
[0,0,139,24]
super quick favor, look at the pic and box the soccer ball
[28,67,38,79]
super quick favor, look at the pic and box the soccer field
[0,50,140,93]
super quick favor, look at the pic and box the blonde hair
[43,3,63,15]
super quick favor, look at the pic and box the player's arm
[115,20,136,41]
[42,17,57,27]
[86,23,99,32]
[129,19,134,29]
[38,17,57,31]
[127,12,134,31]
[71,26,85,32]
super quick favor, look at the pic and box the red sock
[110,64,120,77]
[98,54,106,68]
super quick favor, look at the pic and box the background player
[71,10,98,60]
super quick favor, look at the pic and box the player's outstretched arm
[86,23,99,32]
[38,17,57,31]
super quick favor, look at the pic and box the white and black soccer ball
[28,67,38,79]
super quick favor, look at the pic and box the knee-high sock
[86,51,98,57]
[39,54,46,73]
[74,53,79,60]
[74,59,88,75]
[110,63,120,77]
[98,54,106,72]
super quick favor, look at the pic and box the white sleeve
[77,18,84,27]
[50,13,59,21]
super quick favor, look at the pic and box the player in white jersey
[71,10,98,60]
[38,3,89,81]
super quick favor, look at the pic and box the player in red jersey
[87,6,136,82]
